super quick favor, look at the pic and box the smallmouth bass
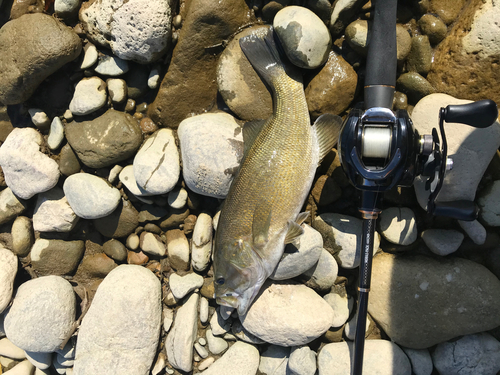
[213,29,342,315]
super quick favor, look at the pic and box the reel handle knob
[443,99,498,128]
[432,200,479,221]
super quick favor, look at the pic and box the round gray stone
[169,272,204,300]
[402,347,433,375]
[478,180,500,226]
[102,239,128,262]
[301,248,338,292]
[94,51,129,76]
[259,345,290,375]
[289,345,316,375]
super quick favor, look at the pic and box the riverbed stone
[406,35,432,76]
[73,265,161,375]
[169,273,204,300]
[368,252,500,349]
[378,207,417,246]
[402,347,433,375]
[301,248,338,292]
[69,77,107,116]
[93,199,139,238]
[47,117,65,151]
[477,180,500,226]
[0,188,27,226]
[11,216,33,257]
[102,239,127,263]
[289,345,316,375]
[191,213,212,272]
[31,238,84,276]
[33,187,79,232]
[65,109,142,169]
[421,229,464,256]
[418,14,447,45]
[59,144,81,177]
[396,72,435,104]
[166,229,190,271]
[0,249,17,315]
[199,341,259,375]
[4,276,76,353]
[0,13,82,105]
[94,51,129,76]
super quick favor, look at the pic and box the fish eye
[216,277,225,285]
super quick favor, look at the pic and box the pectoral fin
[284,212,309,244]
[312,114,343,165]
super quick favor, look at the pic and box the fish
[213,28,342,316]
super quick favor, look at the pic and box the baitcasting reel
[338,99,499,221]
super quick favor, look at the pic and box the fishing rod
[337,1,499,374]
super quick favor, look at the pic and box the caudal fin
[239,28,285,88]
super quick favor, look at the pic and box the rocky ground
[0,0,500,374]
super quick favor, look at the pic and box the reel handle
[432,200,479,221]
[442,99,498,128]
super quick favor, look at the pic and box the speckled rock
[69,77,107,116]
[0,248,17,314]
[396,72,435,104]
[33,187,79,232]
[406,35,432,76]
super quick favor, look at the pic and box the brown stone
[127,250,149,265]
[159,207,190,231]
[147,0,255,128]
[311,175,342,206]
[200,276,215,300]
[93,199,139,238]
[428,0,466,25]
[139,117,158,135]
[10,0,44,19]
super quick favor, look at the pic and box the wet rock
[191,213,212,272]
[178,113,243,199]
[0,248,17,314]
[305,51,357,117]
[368,252,500,349]
[33,187,78,232]
[406,35,432,76]
[378,207,417,246]
[421,229,464,256]
[432,333,500,375]
[240,281,334,346]
[80,0,172,64]
[396,72,435,104]
[0,128,59,200]
[477,180,500,226]
[148,0,255,128]
[418,14,447,45]
[102,239,127,263]
[69,77,107,116]
[133,129,180,195]
[59,144,81,177]
[0,188,27,226]
[216,25,273,121]
[11,216,33,257]
[428,0,466,25]
[47,117,65,151]
[63,173,121,220]
[31,238,84,276]
[199,341,259,375]
[427,0,500,105]
[0,13,81,105]
[396,24,412,63]
[318,340,411,375]
[93,199,139,238]
[4,276,76,353]
[73,265,161,375]
[94,51,129,76]
[274,6,331,69]
[65,109,142,169]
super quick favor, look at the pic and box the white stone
[178,113,243,199]
[69,77,107,116]
[119,165,152,197]
[478,179,500,226]
[4,276,75,353]
[289,345,316,375]
[301,248,338,291]
[47,117,65,150]
[94,52,129,76]
[191,213,212,272]
[63,173,121,219]
[11,216,33,258]
[106,79,127,104]
[28,109,50,129]
[462,0,500,58]
[206,329,228,355]
[140,232,166,257]
[458,219,486,245]
[200,297,209,324]
[432,333,500,375]
[54,0,80,17]
[133,129,180,195]
[151,352,166,375]
[199,341,259,375]
[0,338,25,360]
[33,187,78,232]
[198,357,215,371]
[318,340,411,375]
[240,281,334,346]
[80,43,98,70]
[270,224,323,280]
[402,347,433,375]
[167,187,187,209]
[323,292,351,328]
[0,249,17,314]
[25,351,52,370]
[166,231,189,270]
[148,67,160,89]
[421,229,464,256]
[210,308,232,336]
[169,273,204,300]
[194,343,209,359]
[165,292,199,372]
[379,207,418,245]
[3,359,35,375]
[344,308,370,341]
[0,188,26,225]
[126,233,140,250]
[314,213,380,269]
[163,307,174,333]
[63,110,73,121]
[73,265,161,375]
[108,165,123,184]
[231,320,265,345]
[0,128,59,200]
[259,345,289,375]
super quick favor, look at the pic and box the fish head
[214,239,266,316]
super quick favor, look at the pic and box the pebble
[241,281,334,346]
[0,338,25,360]
[396,72,435,104]
[194,343,209,359]
[102,239,128,262]
[58,144,80,177]
[301,248,338,292]
[163,307,174,333]
[73,265,161,375]
[119,165,151,197]
[421,229,464,256]
[458,219,486,245]
[107,165,123,184]
[0,249,17,314]
[31,238,84,276]
[167,187,188,209]
[4,276,75,352]
[313,213,380,269]
[151,352,166,375]
[344,308,371,341]
[477,180,500,226]
[148,68,160,89]
[133,128,180,195]
[33,187,79,232]
[198,341,259,375]
[345,19,369,55]
[165,292,199,372]
[206,329,228,355]
[106,79,127,104]
[401,347,433,375]
[378,207,418,246]
[165,229,190,271]
[69,77,107,116]
[169,273,204,300]
[126,233,140,250]
[271,224,323,280]
[94,51,129,76]
[54,0,80,18]
[93,199,139,239]
[11,216,33,257]
[0,188,26,226]
[63,173,121,219]
[329,0,365,36]
[3,360,35,375]
[318,340,411,375]
[395,24,412,63]
[178,113,244,199]
[432,333,500,375]
[406,35,432,76]
[200,297,209,324]
[210,307,232,336]
[139,232,166,257]
[323,292,351,328]
[47,117,65,150]
[191,213,212,272]
[198,357,215,371]
[25,351,52,370]
[273,6,331,69]
[28,109,50,130]
[0,128,59,200]
[259,345,289,375]
[288,345,317,375]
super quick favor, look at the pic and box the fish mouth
[216,293,240,309]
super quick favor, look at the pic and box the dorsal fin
[312,114,343,165]
[252,203,272,250]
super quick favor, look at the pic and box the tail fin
[239,28,285,88]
